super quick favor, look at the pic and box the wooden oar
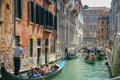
[22,59,45,80]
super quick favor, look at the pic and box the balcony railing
[44,25,53,32]
[66,0,77,14]
[61,0,70,4]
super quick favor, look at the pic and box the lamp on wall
[31,35,37,42]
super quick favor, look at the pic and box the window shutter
[54,16,57,30]
[50,12,53,27]
[46,10,48,26]
[41,8,44,25]
[31,1,34,23]
[43,9,46,27]
[36,4,39,24]
[18,0,22,19]
[38,6,41,25]
[48,11,50,26]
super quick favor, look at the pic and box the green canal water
[52,55,110,80]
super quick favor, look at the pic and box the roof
[85,7,110,11]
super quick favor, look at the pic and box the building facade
[56,0,84,52]
[14,0,57,68]
[108,0,120,77]
[84,7,109,45]
[96,9,110,44]
[0,0,14,69]
[75,1,84,45]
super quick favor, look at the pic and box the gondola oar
[22,59,45,80]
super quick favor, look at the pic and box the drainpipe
[13,0,16,46]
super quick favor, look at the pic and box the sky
[81,0,112,8]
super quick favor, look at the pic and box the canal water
[52,54,110,80]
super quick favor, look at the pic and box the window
[29,1,34,22]
[6,4,10,9]
[37,39,41,46]
[107,28,109,32]
[15,0,22,19]
[107,35,109,40]
[94,23,96,30]
[49,12,53,26]
[102,21,104,24]
[30,39,33,57]
[0,0,2,17]
[89,23,92,30]
[37,39,41,63]
[83,16,86,21]
[107,20,109,25]
[101,35,103,40]
[94,16,97,21]
[101,28,104,32]
[36,4,39,24]
[54,16,57,30]
[89,16,92,21]
[45,39,48,46]
[94,10,96,14]
[15,36,20,46]
[90,11,92,14]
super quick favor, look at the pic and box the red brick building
[84,7,109,44]
[14,0,57,66]
[97,9,110,44]
[0,0,14,69]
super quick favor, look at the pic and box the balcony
[66,0,78,14]
[61,0,70,4]
[44,25,53,32]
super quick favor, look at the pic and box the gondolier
[13,43,24,76]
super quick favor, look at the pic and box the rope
[22,59,45,80]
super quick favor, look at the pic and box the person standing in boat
[13,43,24,76]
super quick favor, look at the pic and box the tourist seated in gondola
[35,61,42,70]
[84,54,89,60]
[44,63,52,74]
[27,62,45,77]
[88,54,95,61]
[51,64,60,72]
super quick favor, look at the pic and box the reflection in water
[52,54,110,80]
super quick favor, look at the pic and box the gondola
[84,59,95,64]
[67,52,79,60]
[83,55,95,64]
[1,60,66,80]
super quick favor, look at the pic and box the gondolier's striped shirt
[13,46,23,57]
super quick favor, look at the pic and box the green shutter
[38,6,41,25]
[48,12,50,26]
[46,10,48,26]
[31,1,34,23]
[36,4,39,24]
[18,0,22,19]
[54,16,57,30]
[41,8,44,25]
[43,9,46,26]
[50,12,53,27]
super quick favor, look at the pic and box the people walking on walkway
[13,43,24,76]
